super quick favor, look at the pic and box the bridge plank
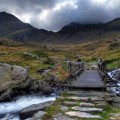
[70,70,105,89]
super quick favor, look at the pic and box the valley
[0,11,120,120]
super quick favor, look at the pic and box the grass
[0,37,120,79]
[42,99,61,120]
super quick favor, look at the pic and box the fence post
[69,61,72,76]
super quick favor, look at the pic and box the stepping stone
[71,106,103,113]
[90,97,104,101]
[54,113,73,120]
[60,106,68,112]
[67,91,110,97]
[80,102,94,107]
[109,113,120,117]
[105,97,113,102]
[95,101,107,107]
[109,117,120,120]
[67,96,89,101]
[63,102,77,106]
[109,113,120,120]
[67,96,104,102]
[66,111,102,119]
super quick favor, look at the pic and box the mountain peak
[0,11,20,22]
[112,18,120,21]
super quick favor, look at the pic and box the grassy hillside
[0,37,119,81]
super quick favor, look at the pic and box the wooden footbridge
[63,59,117,91]
[70,70,105,90]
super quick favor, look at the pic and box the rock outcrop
[19,101,53,120]
[0,63,53,102]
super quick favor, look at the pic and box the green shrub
[43,58,54,65]
[33,50,48,58]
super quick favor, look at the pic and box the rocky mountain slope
[0,12,53,43]
[0,12,120,43]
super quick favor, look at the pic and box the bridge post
[68,60,72,76]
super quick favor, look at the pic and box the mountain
[0,12,33,36]
[0,12,53,42]
[0,12,120,44]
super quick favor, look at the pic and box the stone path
[56,90,113,120]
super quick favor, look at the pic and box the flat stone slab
[66,96,104,102]
[95,101,108,107]
[60,106,68,112]
[63,102,77,106]
[109,113,120,117]
[80,102,95,107]
[67,91,111,98]
[71,106,103,113]
[109,113,120,120]
[90,97,104,101]
[67,96,89,101]
[66,111,102,119]
[109,117,120,120]
[54,113,73,120]
[19,101,53,119]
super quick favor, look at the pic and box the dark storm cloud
[0,0,120,31]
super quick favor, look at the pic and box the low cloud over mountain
[0,0,120,31]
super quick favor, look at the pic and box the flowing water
[0,94,56,120]
[107,69,120,95]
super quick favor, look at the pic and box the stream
[0,94,56,120]
[107,69,120,95]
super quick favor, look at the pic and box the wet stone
[65,111,102,119]
[71,106,103,113]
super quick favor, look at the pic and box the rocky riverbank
[0,94,56,120]
[0,63,55,102]
[107,68,120,96]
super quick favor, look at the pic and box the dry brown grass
[0,38,120,80]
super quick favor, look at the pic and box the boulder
[19,101,53,120]
[14,79,32,91]
[0,89,16,102]
[0,63,31,101]
[0,63,11,82]
[112,70,120,80]
[32,81,53,95]
[11,65,29,81]
[42,86,53,95]
[0,63,54,102]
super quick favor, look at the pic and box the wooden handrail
[97,59,119,89]
[68,61,84,76]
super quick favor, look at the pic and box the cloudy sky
[0,0,120,31]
